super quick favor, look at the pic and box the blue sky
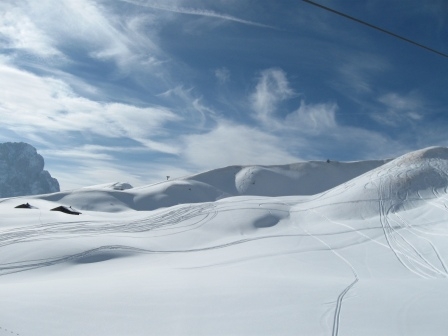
[1,0,447,189]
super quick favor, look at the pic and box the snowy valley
[1,147,448,335]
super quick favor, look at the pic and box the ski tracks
[303,226,359,336]
[0,203,218,248]
[0,203,220,276]
[375,160,448,279]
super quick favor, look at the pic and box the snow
[1,147,448,335]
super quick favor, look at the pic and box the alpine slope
[1,147,448,336]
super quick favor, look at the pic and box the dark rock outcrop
[50,205,81,215]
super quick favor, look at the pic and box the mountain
[0,142,59,198]
[1,147,448,336]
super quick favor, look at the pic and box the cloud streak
[182,121,298,170]
[373,92,425,126]
[0,60,180,153]
[120,0,275,29]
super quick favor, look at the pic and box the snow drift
[1,147,448,336]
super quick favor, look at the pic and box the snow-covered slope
[1,147,448,336]
[35,159,389,212]
[0,142,59,198]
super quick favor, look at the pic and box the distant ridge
[35,158,390,212]
[32,147,448,215]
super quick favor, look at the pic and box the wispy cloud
[373,92,425,126]
[246,67,398,161]
[336,52,389,95]
[40,148,115,161]
[250,68,337,135]
[371,93,429,127]
[379,92,424,114]
[120,0,275,29]
[215,67,230,84]
[0,61,180,152]
[0,3,62,58]
[158,85,217,128]
[40,142,195,189]
[4,0,165,78]
[250,68,296,127]
[286,100,338,135]
[181,120,298,170]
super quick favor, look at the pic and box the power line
[303,0,448,59]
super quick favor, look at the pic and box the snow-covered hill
[34,158,389,212]
[1,147,448,335]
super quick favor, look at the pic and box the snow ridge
[36,159,389,212]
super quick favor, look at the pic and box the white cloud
[243,67,398,160]
[136,138,180,155]
[41,148,114,161]
[285,100,338,134]
[379,92,423,114]
[39,146,131,189]
[0,61,180,152]
[2,0,164,75]
[182,121,298,170]
[49,160,144,190]
[43,147,193,190]
[249,68,339,136]
[39,143,186,189]
[373,92,425,126]
[250,68,295,126]
[0,3,62,58]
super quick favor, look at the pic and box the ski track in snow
[0,228,382,276]
[0,198,390,277]
[362,155,445,279]
[3,147,448,335]
[300,151,448,335]
[0,203,218,247]
[302,224,359,336]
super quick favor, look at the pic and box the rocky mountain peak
[0,142,60,198]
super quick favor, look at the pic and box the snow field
[1,147,448,335]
